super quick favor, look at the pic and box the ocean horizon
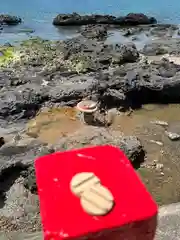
[0,0,179,44]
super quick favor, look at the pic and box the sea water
[0,0,179,43]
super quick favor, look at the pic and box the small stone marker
[76,100,98,125]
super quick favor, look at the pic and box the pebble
[150,120,168,127]
[151,160,158,167]
[41,79,49,86]
[149,139,163,146]
[106,108,118,126]
[165,131,180,141]
[0,136,5,147]
[156,163,164,170]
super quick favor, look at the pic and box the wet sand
[26,107,82,144]
[113,104,180,205]
[26,104,180,205]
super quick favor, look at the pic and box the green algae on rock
[0,47,20,67]
[0,37,139,73]
[69,54,93,73]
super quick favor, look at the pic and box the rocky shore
[0,12,180,234]
[1,29,180,121]
[0,14,21,26]
[53,12,156,26]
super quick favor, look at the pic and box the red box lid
[35,145,158,239]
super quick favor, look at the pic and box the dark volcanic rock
[0,132,55,196]
[0,135,54,169]
[1,126,144,201]
[0,14,21,25]
[53,12,156,26]
[90,58,180,107]
[60,36,139,66]
[0,126,145,232]
[114,59,180,105]
[111,43,139,64]
[0,130,55,232]
[80,24,108,40]
[21,165,38,194]
[53,12,114,26]
[142,43,168,56]
[122,27,144,37]
[0,85,49,121]
[0,137,5,148]
[0,178,41,232]
[2,37,180,119]
[149,24,178,38]
[121,13,156,26]
[121,24,178,40]
[141,39,180,56]
[54,126,145,166]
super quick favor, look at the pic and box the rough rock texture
[149,24,178,37]
[0,37,140,121]
[54,126,145,164]
[0,22,180,233]
[0,203,179,239]
[1,36,180,120]
[22,126,144,194]
[0,14,22,25]
[80,24,108,40]
[0,129,55,232]
[0,178,41,232]
[53,13,156,26]
[0,125,144,232]
[0,132,54,195]
[22,126,144,195]
[141,39,180,56]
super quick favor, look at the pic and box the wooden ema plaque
[35,145,158,240]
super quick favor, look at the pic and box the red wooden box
[35,145,158,240]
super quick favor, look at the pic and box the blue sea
[0,0,179,44]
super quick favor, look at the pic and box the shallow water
[26,104,180,144]
[105,30,151,50]
[112,104,180,135]
[25,104,180,206]
[26,107,82,144]
[1,0,180,44]
[112,104,180,205]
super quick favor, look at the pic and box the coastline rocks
[0,132,52,232]
[80,24,108,40]
[0,132,54,196]
[53,12,156,26]
[54,126,145,165]
[141,39,180,56]
[121,13,156,25]
[0,126,144,232]
[111,42,139,64]
[0,178,41,232]
[59,36,139,70]
[0,134,54,168]
[0,14,21,25]
[0,84,49,121]
[165,122,180,141]
[96,58,180,107]
[149,24,178,38]
[23,127,145,195]
[2,38,180,119]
